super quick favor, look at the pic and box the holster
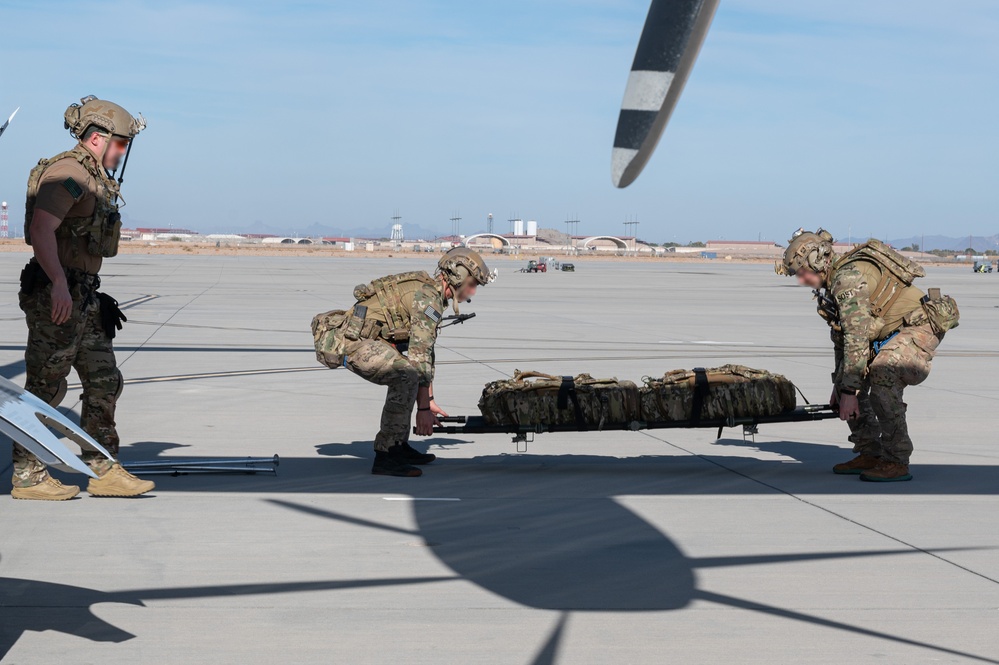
[19,260,45,296]
[97,292,127,339]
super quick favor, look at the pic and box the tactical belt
[20,259,100,308]
[871,331,900,357]
[689,367,710,425]
[557,376,587,430]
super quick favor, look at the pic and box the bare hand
[829,387,839,407]
[50,283,73,325]
[838,393,860,421]
[415,409,440,436]
[429,399,449,418]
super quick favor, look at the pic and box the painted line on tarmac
[118,294,160,310]
[383,497,461,502]
[658,340,756,346]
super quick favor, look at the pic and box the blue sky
[1,0,996,243]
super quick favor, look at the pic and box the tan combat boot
[87,463,155,497]
[11,477,80,501]
[860,462,912,482]
[832,454,881,475]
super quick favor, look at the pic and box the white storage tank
[527,220,538,236]
[514,219,525,236]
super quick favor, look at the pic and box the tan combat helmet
[64,95,146,140]
[777,228,835,276]
[438,247,496,288]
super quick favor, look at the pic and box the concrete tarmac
[1,253,997,664]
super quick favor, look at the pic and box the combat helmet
[777,228,835,276]
[64,95,146,140]
[437,247,496,288]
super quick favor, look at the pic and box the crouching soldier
[312,248,495,477]
[777,229,959,482]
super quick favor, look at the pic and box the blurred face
[101,135,130,170]
[84,132,130,170]
[795,268,824,289]
[455,277,478,303]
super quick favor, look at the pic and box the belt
[872,331,900,357]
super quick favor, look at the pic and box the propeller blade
[612,0,719,188]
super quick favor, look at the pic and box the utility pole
[450,211,461,242]
[564,215,580,255]
[486,213,493,234]
[623,216,639,255]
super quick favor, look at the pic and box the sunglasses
[99,133,130,149]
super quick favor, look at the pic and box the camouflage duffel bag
[478,370,641,428]
[639,365,796,423]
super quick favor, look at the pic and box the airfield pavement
[0,252,997,664]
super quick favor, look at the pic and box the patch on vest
[62,177,83,199]
[424,305,442,323]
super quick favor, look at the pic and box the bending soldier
[316,248,494,477]
[778,229,959,482]
[12,96,154,500]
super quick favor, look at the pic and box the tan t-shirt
[33,154,104,274]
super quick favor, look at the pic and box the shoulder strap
[366,271,438,337]
[834,241,922,318]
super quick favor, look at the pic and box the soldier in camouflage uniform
[11,96,154,500]
[331,247,494,477]
[778,229,957,482]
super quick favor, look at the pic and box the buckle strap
[690,368,710,425]
[557,376,586,430]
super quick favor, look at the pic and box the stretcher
[426,404,838,448]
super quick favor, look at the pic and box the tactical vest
[24,146,122,258]
[832,240,925,319]
[352,271,440,342]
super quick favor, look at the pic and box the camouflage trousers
[343,338,419,452]
[12,284,121,487]
[847,324,941,465]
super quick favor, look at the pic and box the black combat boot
[372,448,422,477]
[394,441,437,465]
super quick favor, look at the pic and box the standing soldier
[777,229,959,482]
[12,96,155,500]
[312,248,495,477]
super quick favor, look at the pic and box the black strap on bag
[690,367,710,425]
[557,376,587,430]
[97,292,127,339]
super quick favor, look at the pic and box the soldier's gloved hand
[50,282,74,325]
[415,409,440,436]
[838,393,860,421]
[429,399,449,418]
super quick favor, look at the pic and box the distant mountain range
[887,234,999,252]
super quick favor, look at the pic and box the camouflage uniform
[340,272,445,452]
[14,147,122,487]
[824,260,941,465]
